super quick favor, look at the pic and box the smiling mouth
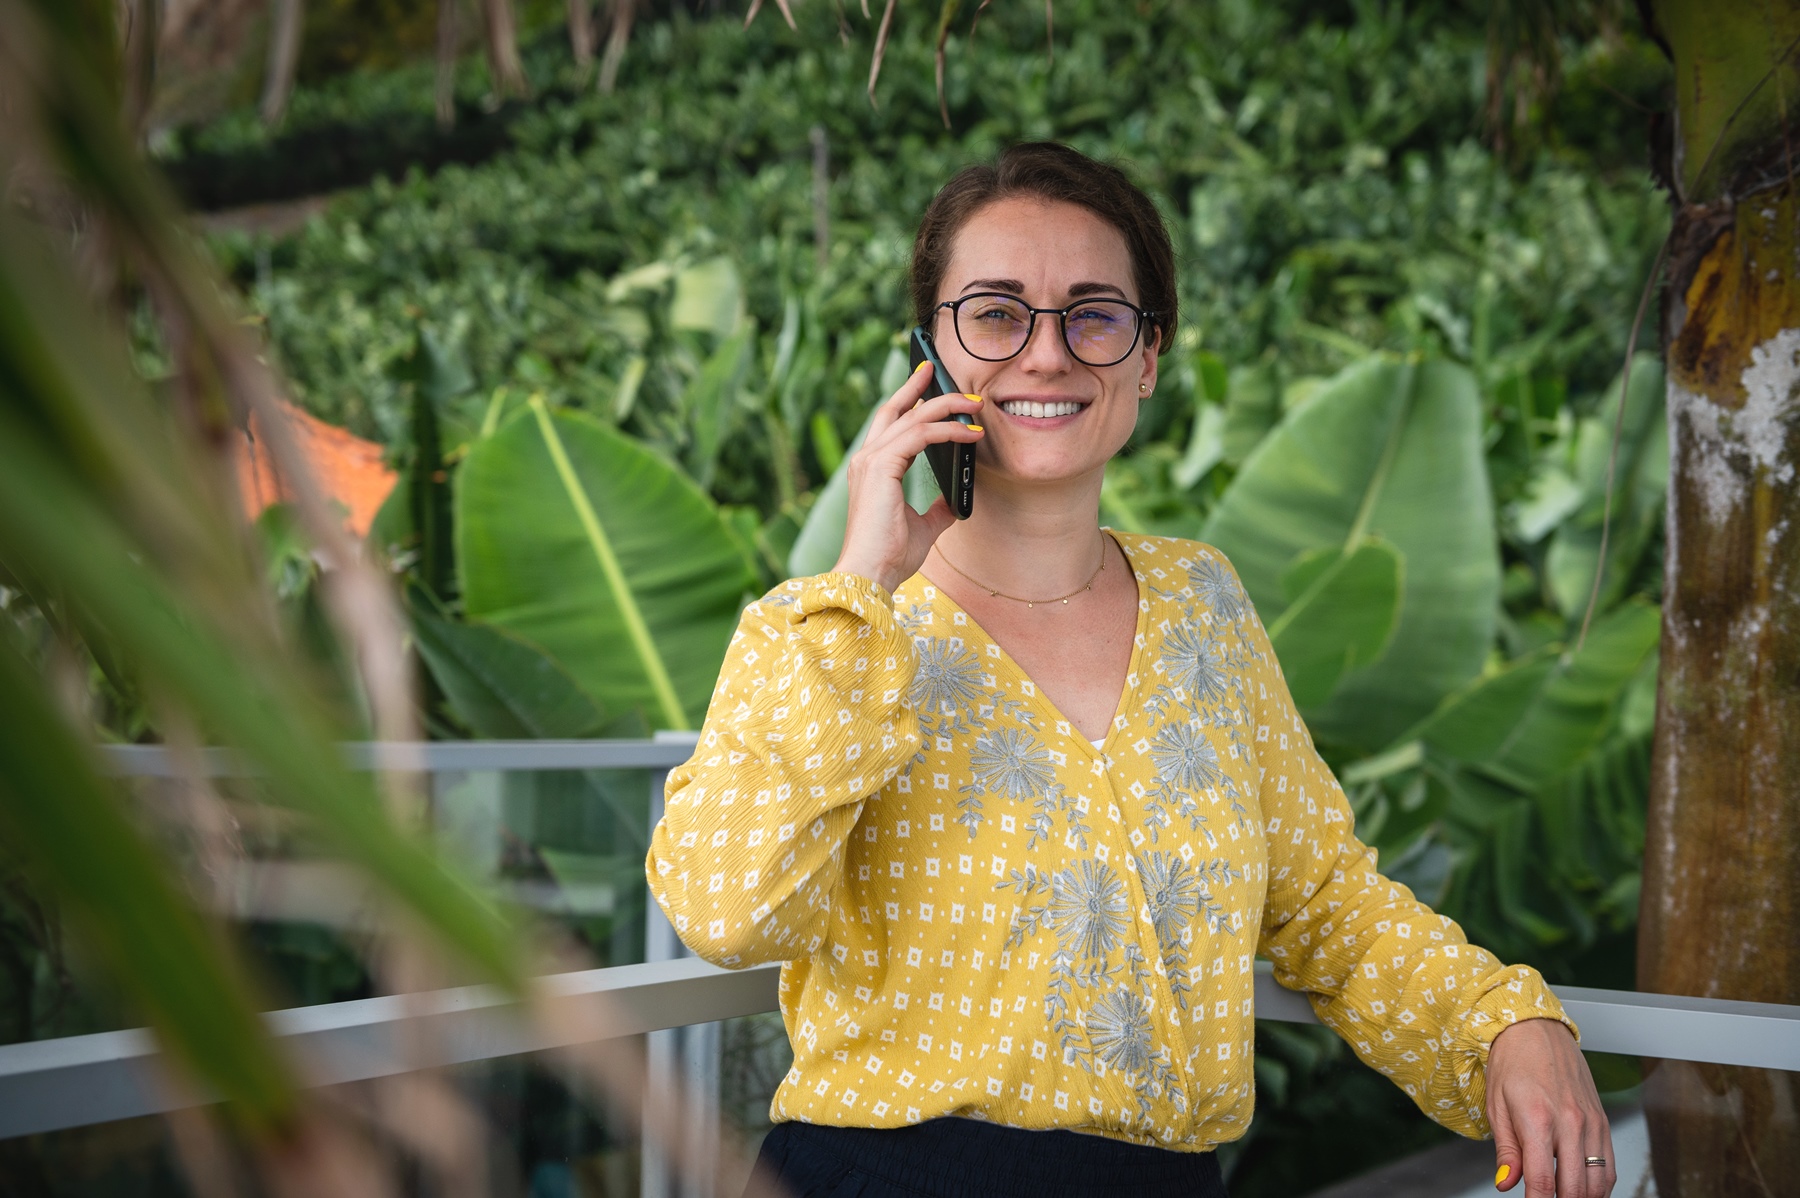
[998,400,1085,418]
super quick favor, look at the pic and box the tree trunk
[480,0,529,99]
[597,0,636,94]
[259,0,304,127]
[1640,2,1800,1194]
[435,0,460,129]
[568,0,595,68]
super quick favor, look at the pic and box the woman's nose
[1017,312,1074,373]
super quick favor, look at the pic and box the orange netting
[234,400,397,538]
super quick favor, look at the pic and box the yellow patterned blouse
[646,533,1576,1153]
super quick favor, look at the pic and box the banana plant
[1265,539,1404,708]
[457,398,756,730]
[411,595,609,739]
[1421,601,1661,963]
[1203,356,1501,749]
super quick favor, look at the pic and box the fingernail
[967,424,984,432]
[1495,1164,1510,1187]
[964,393,982,402]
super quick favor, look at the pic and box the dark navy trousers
[748,1118,1229,1198]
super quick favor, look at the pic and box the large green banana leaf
[1406,600,1661,790]
[1266,539,1403,708]
[457,399,754,730]
[1202,357,1500,748]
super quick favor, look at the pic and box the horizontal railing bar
[3,959,1794,1141]
[101,735,702,778]
[0,957,775,1140]
[1554,983,1800,1070]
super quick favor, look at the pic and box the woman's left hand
[1486,1018,1616,1197]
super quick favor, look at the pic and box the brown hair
[908,142,1177,355]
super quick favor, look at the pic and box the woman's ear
[1138,326,1161,395]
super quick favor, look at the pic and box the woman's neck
[926,469,1107,598]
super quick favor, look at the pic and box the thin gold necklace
[933,533,1108,608]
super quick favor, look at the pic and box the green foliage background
[10,2,1676,1193]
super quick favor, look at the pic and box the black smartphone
[909,326,975,519]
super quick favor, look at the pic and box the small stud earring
[1139,383,1148,393]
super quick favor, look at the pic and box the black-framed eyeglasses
[936,293,1157,368]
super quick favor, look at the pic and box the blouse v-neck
[906,529,1148,760]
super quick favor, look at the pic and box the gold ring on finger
[1583,1157,1606,1167]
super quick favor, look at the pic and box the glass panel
[0,1012,794,1198]
[1,764,658,1062]
[435,767,654,969]
[718,1010,794,1160]
[0,1114,189,1197]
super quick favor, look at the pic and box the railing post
[642,732,708,1198]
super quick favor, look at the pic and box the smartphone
[909,326,976,519]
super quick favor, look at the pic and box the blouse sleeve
[1235,565,1580,1139]
[645,572,920,968]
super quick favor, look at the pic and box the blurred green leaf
[1221,361,1282,466]
[1545,355,1667,617]
[0,635,295,1130]
[671,256,746,340]
[811,411,847,475]
[1173,402,1226,492]
[614,355,649,423]
[255,504,316,601]
[0,201,521,1125]
[397,324,477,408]
[684,324,756,491]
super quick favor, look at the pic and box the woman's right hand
[832,361,985,595]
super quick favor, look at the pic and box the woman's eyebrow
[960,278,1026,295]
[958,279,1131,299]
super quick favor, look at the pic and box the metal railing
[4,740,1798,1182]
[6,952,1798,1141]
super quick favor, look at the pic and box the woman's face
[932,197,1158,490]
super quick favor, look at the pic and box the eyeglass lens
[954,296,1140,367]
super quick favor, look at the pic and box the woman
[648,143,1614,1198]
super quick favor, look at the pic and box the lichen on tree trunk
[1643,179,1800,1197]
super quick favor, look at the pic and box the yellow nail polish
[966,424,984,431]
[965,393,983,402]
[1495,1164,1510,1187]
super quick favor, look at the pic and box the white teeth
[999,400,1083,418]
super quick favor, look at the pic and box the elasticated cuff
[1453,965,1582,1137]
[793,571,901,630]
